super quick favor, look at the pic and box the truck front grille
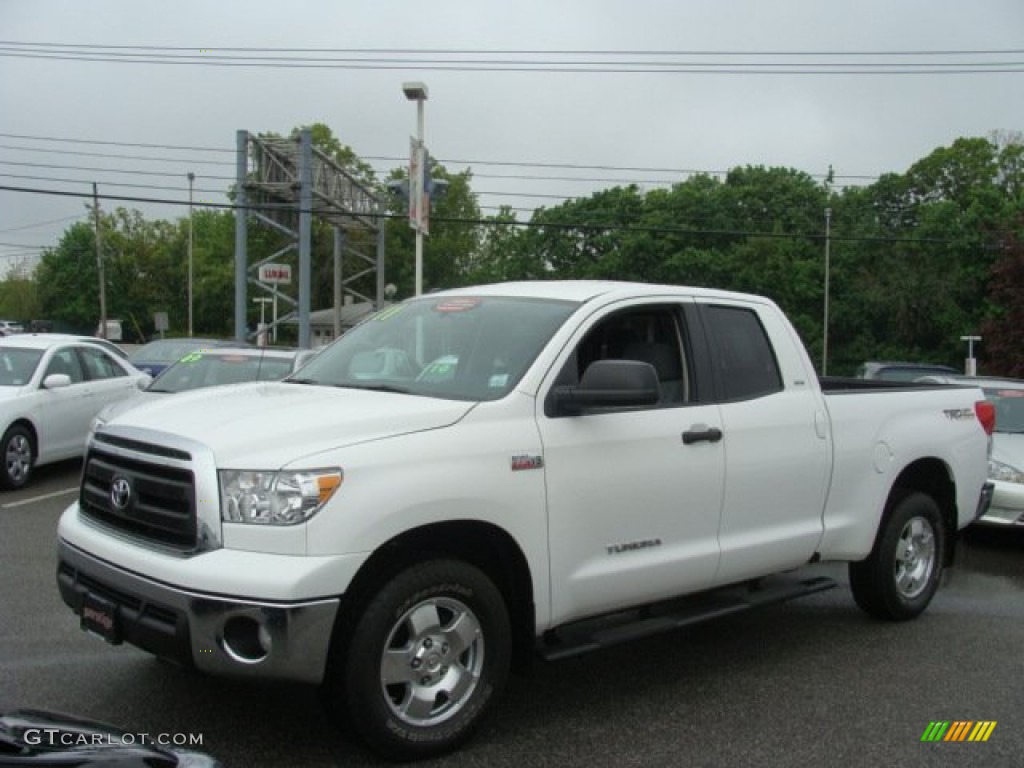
[80,445,197,550]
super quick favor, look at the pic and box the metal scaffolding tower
[234,128,386,347]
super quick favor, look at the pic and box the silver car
[919,374,1024,526]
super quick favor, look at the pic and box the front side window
[290,296,578,401]
[556,305,692,408]
[44,347,85,384]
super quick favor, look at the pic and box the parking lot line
[2,487,78,509]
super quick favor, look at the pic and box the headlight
[219,468,343,525]
[988,459,1024,485]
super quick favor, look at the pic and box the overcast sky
[1,0,1022,277]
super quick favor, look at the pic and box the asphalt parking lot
[2,460,1023,767]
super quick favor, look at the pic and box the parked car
[856,360,959,381]
[23,332,130,360]
[127,337,241,377]
[0,319,24,336]
[0,335,150,489]
[916,374,1024,527]
[93,346,313,427]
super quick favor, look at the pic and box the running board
[539,574,836,661]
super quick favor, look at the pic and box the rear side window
[702,305,782,401]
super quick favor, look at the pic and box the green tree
[36,220,100,333]
[0,273,40,324]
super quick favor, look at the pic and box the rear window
[701,305,783,401]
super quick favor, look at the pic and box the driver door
[539,300,725,626]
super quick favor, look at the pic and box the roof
[424,280,775,305]
[0,334,96,350]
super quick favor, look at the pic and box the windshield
[130,339,223,364]
[289,295,578,401]
[0,348,43,386]
[983,386,1024,433]
[150,352,295,393]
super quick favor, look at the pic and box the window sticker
[434,297,481,313]
[373,305,406,322]
[179,353,204,364]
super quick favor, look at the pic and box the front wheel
[338,559,511,761]
[849,490,945,621]
[1,425,34,490]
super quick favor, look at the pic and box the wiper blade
[342,383,412,394]
[285,377,320,385]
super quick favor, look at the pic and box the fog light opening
[221,616,270,663]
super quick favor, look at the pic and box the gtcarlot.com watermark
[23,728,204,748]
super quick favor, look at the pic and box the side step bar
[539,574,836,661]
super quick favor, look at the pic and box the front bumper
[57,540,340,684]
[977,479,1024,526]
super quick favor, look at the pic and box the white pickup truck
[57,281,994,760]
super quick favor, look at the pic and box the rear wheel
[849,490,945,620]
[336,559,510,761]
[1,425,33,490]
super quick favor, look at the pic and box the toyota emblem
[110,476,132,511]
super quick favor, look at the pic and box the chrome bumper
[57,539,340,684]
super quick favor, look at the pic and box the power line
[1,42,1022,74]
[4,50,1022,74]
[5,42,1024,55]
[0,213,84,235]
[0,142,236,167]
[0,133,875,183]
[0,132,232,154]
[0,172,226,196]
[0,159,235,182]
[0,182,991,247]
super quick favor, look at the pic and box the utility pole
[188,172,195,337]
[822,207,832,376]
[93,183,106,339]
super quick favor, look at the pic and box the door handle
[682,426,723,445]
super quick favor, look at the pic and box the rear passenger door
[696,300,830,586]
[539,299,726,625]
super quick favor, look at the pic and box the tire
[338,559,510,761]
[849,490,945,621]
[1,425,34,490]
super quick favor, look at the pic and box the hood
[103,381,475,468]
[0,385,28,401]
[96,391,165,423]
[992,431,1024,470]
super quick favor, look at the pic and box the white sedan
[0,335,150,489]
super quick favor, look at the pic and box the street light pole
[403,82,428,296]
[187,172,195,337]
[960,335,981,376]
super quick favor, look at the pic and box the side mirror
[553,360,660,415]
[42,373,72,389]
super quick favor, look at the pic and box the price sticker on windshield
[434,298,481,313]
